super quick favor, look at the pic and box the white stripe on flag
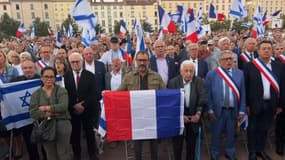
[179,90,184,135]
[130,90,156,140]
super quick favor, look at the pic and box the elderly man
[64,52,99,160]
[11,60,40,160]
[180,43,208,79]
[105,57,125,91]
[238,38,258,70]
[117,50,165,160]
[205,50,246,160]
[209,37,231,70]
[244,40,285,160]
[35,45,54,73]
[274,42,285,63]
[150,40,177,85]
[168,60,207,160]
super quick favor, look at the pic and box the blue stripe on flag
[229,10,243,18]
[156,89,181,138]
[1,80,41,95]
[99,118,106,130]
[2,112,30,126]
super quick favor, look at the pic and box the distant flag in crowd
[229,0,247,20]
[186,10,198,43]
[176,5,192,33]
[252,4,264,38]
[133,20,145,53]
[81,27,97,47]
[132,18,137,30]
[158,28,164,40]
[63,26,67,36]
[262,10,269,25]
[47,26,54,36]
[102,89,184,141]
[169,13,180,23]
[67,24,73,38]
[241,21,252,28]
[126,34,132,54]
[271,10,281,17]
[16,23,26,38]
[239,114,248,129]
[196,7,204,37]
[0,78,63,130]
[208,3,225,21]
[119,48,132,64]
[158,5,176,33]
[56,31,62,48]
[70,0,96,30]
[119,20,127,39]
[30,23,35,40]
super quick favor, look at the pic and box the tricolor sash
[252,58,279,96]
[216,67,240,105]
[36,60,48,70]
[277,54,285,64]
[239,52,252,63]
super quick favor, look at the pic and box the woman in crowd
[30,67,72,160]
[7,50,23,75]
[19,51,32,63]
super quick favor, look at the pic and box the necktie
[76,72,80,89]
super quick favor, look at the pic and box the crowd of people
[0,27,284,160]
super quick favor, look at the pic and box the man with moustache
[117,50,165,160]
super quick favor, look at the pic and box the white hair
[20,52,32,59]
[218,37,231,47]
[68,52,83,62]
[180,60,196,71]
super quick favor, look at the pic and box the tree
[0,13,20,40]
[281,15,285,29]
[210,20,231,32]
[61,14,79,35]
[113,20,120,34]
[95,24,105,34]
[142,21,154,33]
[32,17,49,36]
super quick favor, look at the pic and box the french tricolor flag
[158,5,177,33]
[119,20,127,39]
[16,23,26,38]
[102,89,184,142]
[186,11,198,43]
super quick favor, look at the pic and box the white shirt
[156,58,169,85]
[261,60,272,99]
[183,79,191,108]
[100,49,124,65]
[223,69,234,107]
[84,60,95,74]
[110,70,122,91]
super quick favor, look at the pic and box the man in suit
[238,38,258,70]
[205,50,246,160]
[168,60,207,160]
[82,47,106,100]
[64,52,99,160]
[180,43,208,79]
[273,42,285,156]
[35,45,54,73]
[117,50,165,160]
[105,57,125,91]
[150,40,177,85]
[244,40,285,160]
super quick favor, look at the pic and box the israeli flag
[30,23,35,40]
[81,27,97,47]
[70,0,96,30]
[133,20,145,53]
[0,77,63,130]
[229,0,247,20]
[98,99,106,137]
[67,24,73,38]
[56,31,62,47]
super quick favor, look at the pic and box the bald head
[21,60,37,79]
[83,47,94,63]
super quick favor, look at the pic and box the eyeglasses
[42,76,55,79]
[70,60,81,64]
[136,59,149,62]
[221,57,233,61]
[155,45,164,48]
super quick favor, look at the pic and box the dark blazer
[83,60,106,99]
[149,56,178,83]
[64,70,99,121]
[244,59,284,115]
[168,75,207,131]
[238,51,258,70]
[179,57,209,79]
[105,71,125,90]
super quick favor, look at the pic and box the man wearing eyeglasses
[205,50,246,160]
[64,52,99,160]
[117,50,165,160]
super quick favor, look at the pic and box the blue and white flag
[56,31,62,48]
[81,27,97,47]
[98,99,106,137]
[253,4,265,37]
[196,7,203,37]
[133,20,145,53]
[0,77,63,130]
[67,24,73,38]
[229,0,247,20]
[30,23,35,40]
[241,21,252,28]
[70,0,96,30]
[63,26,67,37]
[240,114,248,129]
[209,3,217,19]
[169,13,180,23]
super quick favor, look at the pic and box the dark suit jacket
[64,70,99,122]
[168,75,207,131]
[179,57,209,79]
[83,60,106,99]
[244,59,284,115]
[238,51,258,70]
[149,56,177,84]
[105,71,125,90]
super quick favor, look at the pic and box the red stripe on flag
[104,91,132,141]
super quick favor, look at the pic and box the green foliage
[281,15,285,29]
[61,14,79,35]
[114,20,120,34]
[209,18,251,33]
[32,17,49,36]
[142,21,154,33]
[95,24,105,34]
[0,13,20,40]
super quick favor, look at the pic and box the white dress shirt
[72,69,83,89]
[84,60,95,74]
[156,58,169,85]
[261,60,272,99]
[223,69,234,107]
[183,79,191,108]
[110,70,122,91]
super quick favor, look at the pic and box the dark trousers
[172,123,196,160]
[20,124,40,160]
[134,140,158,160]
[275,112,285,145]
[70,115,98,160]
[247,102,274,152]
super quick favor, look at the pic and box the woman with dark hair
[30,67,72,160]
[54,57,69,76]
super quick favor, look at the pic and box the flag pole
[9,129,14,160]
[197,127,201,160]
